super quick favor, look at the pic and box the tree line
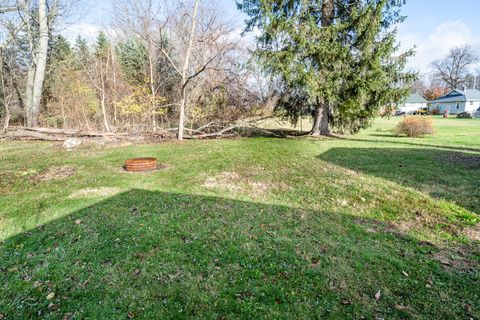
[1,0,416,139]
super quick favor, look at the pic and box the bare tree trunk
[80,103,92,131]
[99,62,111,132]
[0,62,10,134]
[178,0,199,141]
[60,93,67,129]
[2,111,10,134]
[29,0,49,127]
[101,91,110,132]
[25,64,35,126]
[310,102,330,136]
[110,46,118,128]
[148,49,157,132]
[310,0,334,136]
[178,87,187,139]
[0,46,11,133]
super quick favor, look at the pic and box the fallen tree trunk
[1,126,172,141]
[6,126,119,137]
[3,128,66,141]
[1,116,276,141]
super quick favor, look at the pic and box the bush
[430,108,440,115]
[395,116,433,137]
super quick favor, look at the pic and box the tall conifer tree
[238,0,416,134]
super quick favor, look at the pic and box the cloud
[398,20,480,73]
[61,23,119,44]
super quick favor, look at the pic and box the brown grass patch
[464,224,480,241]
[202,171,270,198]
[30,165,75,182]
[68,187,121,199]
[431,246,479,273]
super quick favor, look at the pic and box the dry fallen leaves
[375,290,381,300]
[8,266,18,273]
[75,219,82,225]
[426,279,433,288]
[46,292,55,300]
[48,303,59,311]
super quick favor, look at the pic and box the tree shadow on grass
[318,147,480,213]
[239,127,308,138]
[0,190,478,319]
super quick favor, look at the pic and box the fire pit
[124,157,158,172]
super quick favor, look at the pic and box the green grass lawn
[1,117,479,319]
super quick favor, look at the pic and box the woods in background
[1,0,417,139]
[0,0,267,138]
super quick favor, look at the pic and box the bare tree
[0,48,13,133]
[0,4,18,132]
[431,45,478,90]
[0,0,60,127]
[114,0,237,139]
[112,0,176,132]
[154,0,236,140]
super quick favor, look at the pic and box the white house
[430,89,480,114]
[397,93,428,113]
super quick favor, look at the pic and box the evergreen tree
[116,38,149,85]
[74,35,90,67]
[43,35,73,107]
[238,0,416,135]
[95,31,110,60]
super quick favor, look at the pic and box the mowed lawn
[1,117,479,319]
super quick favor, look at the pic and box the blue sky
[65,0,480,74]
[398,0,480,72]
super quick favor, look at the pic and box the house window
[456,102,460,109]
[470,101,473,105]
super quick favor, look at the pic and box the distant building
[430,89,480,114]
[397,93,428,113]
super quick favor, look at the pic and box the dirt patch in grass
[441,152,480,169]
[431,246,479,273]
[464,224,480,241]
[202,171,269,197]
[391,209,458,233]
[356,217,479,273]
[355,208,463,240]
[68,187,121,199]
[30,165,75,182]
[0,171,17,192]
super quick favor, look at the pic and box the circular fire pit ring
[124,157,158,172]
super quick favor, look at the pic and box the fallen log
[1,116,276,141]
[3,128,66,141]
[1,126,170,141]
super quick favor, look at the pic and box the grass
[0,116,479,319]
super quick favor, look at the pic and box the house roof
[403,93,427,104]
[431,89,480,103]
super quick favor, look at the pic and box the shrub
[394,116,433,137]
[430,108,440,115]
